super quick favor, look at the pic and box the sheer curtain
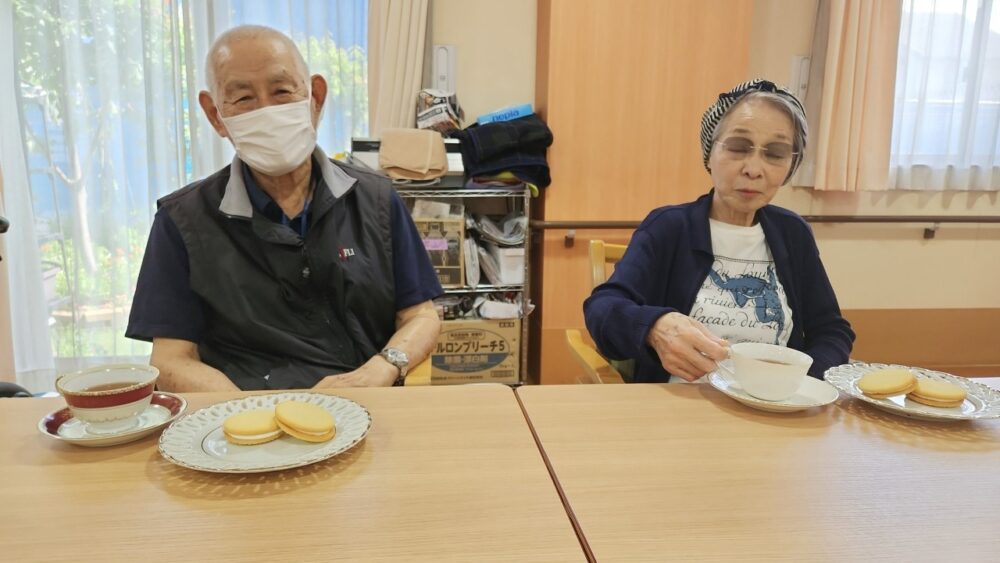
[795,0,901,191]
[2,0,368,390]
[891,0,1000,190]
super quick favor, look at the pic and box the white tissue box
[488,246,524,285]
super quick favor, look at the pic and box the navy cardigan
[583,192,855,383]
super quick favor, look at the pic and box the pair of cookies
[223,401,336,445]
[857,368,966,408]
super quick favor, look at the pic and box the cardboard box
[430,319,520,384]
[414,218,464,287]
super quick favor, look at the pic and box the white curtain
[1,0,56,380]
[891,0,1000,190]
[2,0,368,388]
[368,0,429,137]
[0,167,15,380]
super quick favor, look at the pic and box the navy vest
[160,160,396,389]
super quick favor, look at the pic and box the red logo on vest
[338,247,356,261]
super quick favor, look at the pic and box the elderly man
[127,25,442,391]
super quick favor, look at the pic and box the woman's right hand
[646,312,729,382]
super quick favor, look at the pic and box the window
[891,0,1000,190]
[6,0,368,378]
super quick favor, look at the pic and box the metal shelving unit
[396,185,531,383]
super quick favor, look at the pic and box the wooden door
[533,0,754,383]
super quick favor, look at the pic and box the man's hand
[313,356,398,389]
[312,300,440,389]
[646,312,729,382]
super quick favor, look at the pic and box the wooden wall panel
[540,0,754,221]
[534,0,754,383]
[845,309,1000,377]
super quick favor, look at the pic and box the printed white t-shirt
[689,219,793,349]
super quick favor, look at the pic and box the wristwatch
[379,347,410,386]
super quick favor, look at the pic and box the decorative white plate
[39,392,187,447]
[158,392,372,473]
[824,363,1000,422]
[708,371,839,413]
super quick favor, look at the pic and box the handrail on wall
[529,216,1000,247]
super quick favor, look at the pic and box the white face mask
[218,92,317,176]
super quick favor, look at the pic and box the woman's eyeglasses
[715,137,798,164]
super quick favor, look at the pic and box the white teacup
[717,343,813,402]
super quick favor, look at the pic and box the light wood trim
[0,387,584,561]
[517,382,1000,561]
[565,328,624,384]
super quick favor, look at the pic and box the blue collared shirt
[242,161,317,238]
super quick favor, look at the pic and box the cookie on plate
[275,400,336,443]
[223,409,283,445]
[857,368,917,399]
[906,379,967,408]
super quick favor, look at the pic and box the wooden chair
[565,240,631,384]
[589,240,627,290]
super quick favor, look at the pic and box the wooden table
[0,385,584,562]
[517,379,1000,562]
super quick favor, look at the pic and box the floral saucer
[38,392,187,447]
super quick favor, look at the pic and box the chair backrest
[589,240,627,289]
[564,239,632,384]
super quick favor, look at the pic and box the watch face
[384,348,408,366]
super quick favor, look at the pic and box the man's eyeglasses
[715,137,798,165]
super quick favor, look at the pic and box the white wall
[747,0,818,86]
[431,0,536,124]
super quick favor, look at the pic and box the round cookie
[857,368,917,399]
[275,400,336,443]
[223,409,283,445]
[906,379,967,408]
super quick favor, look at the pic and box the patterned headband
[699,79,806,179]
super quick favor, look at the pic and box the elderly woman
[584,79,855,383]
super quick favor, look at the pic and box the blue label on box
[477,103,533,125]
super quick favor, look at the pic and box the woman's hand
[646,312,729,381]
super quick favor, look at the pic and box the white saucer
[39,392,187,447]
[708,371,840,413]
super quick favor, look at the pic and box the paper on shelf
[464,237,480,287]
